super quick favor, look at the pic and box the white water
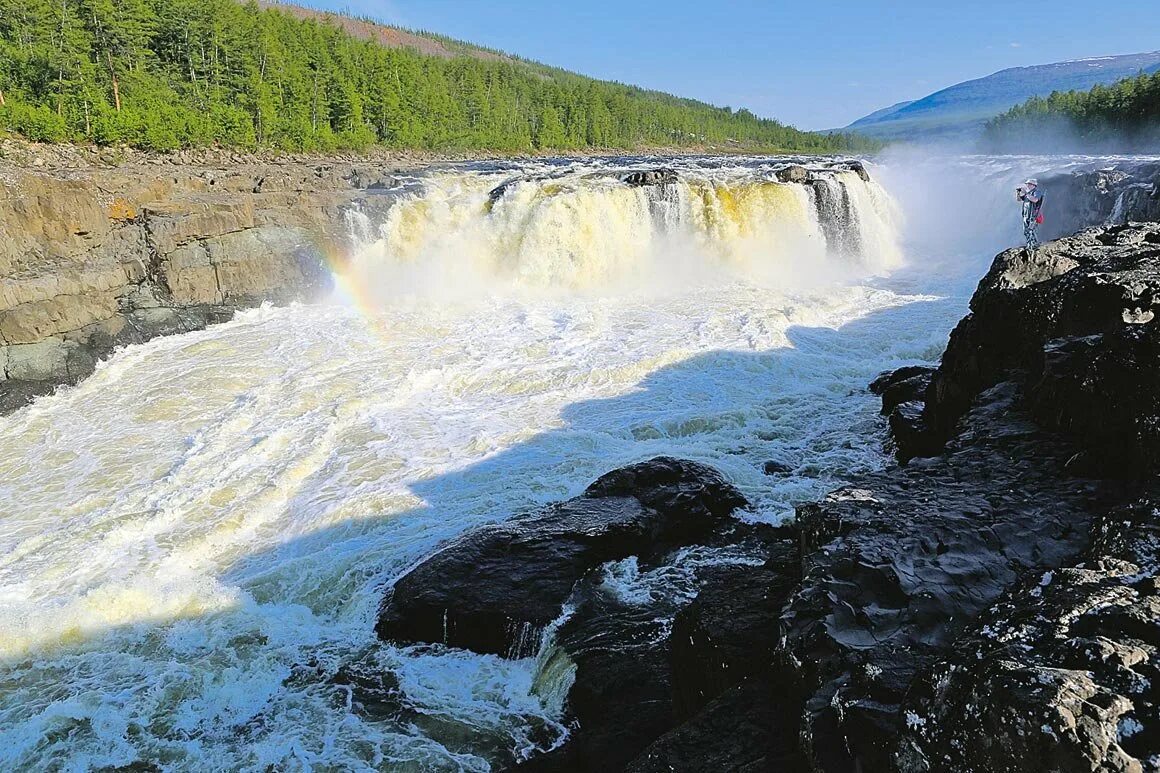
[0,157,995,771]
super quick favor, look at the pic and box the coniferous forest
[983,70,1160,152]
[0,0,874,154]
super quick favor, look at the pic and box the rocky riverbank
[0,150,420,412]
[372,221,1160,771]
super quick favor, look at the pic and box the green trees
[984,71,1160,153]
[0,0,877,154]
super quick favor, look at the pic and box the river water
[0,154,1119,770]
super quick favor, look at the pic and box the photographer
[1016,179,1044,252]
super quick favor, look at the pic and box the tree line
[983,70,1160,153]
[0,0,877,153]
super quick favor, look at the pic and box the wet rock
[782,381,1111,771]
[920,223,1160,475]
[775,165,810,184]
[843,160,872,182]
[870,365,934,415]
[623,168,678,187]
[625,680,785,773]
[670,552,797,719]
[488,177,519,203]
[376,457,746,657]
[887,400,940,462]
[515,580,678,771]
[899,492,1160,772]
[514,523,794,772]
[762,459,794,475]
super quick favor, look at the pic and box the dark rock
[869,366,934,415]
[776,165,810,184]
[899,492,1160,772]
[843,160,872,182]
[670,551,797,719]
[887,400,940,462]
[376,457,746,657]
[488,177,520,203]
[919,223,1160,475]
[762,459,794,476]
[514,523,794,772]
[782,381,1111,771]
[0,378,57,414]
[623,168,678,187]
[625,681,792,773]
[515,580,678,771]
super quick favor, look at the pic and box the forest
[0,0,874,153]
[983,70,1160,153]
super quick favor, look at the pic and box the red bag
[1036,211,1044,225]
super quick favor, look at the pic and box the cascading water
[341,163,902,300]
[0,156,955,772]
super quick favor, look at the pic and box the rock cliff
[0,152,406,412]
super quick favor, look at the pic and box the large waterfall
[340,162,902,302]
[0,157,947,772]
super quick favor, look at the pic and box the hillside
[256,1,511,63]
[846,51,1160,143]
[0,0,871,154]
[983,70,1160,153]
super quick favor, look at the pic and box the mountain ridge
[846,51,1160,142]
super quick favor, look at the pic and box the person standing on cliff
[1017,179,1044,252]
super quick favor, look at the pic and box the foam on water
[0,158,955,770]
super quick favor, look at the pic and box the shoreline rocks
[368,221,1160,771]
[900,223,1160,476]
[376,457,746,658]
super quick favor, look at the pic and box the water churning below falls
[0,157,970,771]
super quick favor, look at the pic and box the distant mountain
[846,52,1160,143]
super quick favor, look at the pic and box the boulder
[869,365,934,416]
[775,165,810,184]
[376,457,746,657]
[843,160,872,182]
[762,459,794,476]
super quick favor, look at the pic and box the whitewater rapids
[1,157,970,770]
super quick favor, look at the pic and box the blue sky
[317,1,1160,130]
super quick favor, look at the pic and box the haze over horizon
[312,0,1160,130]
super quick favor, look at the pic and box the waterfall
[342,163,904,298]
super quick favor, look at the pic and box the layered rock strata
[0,159,404,412]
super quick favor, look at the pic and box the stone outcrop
[622,168,678,187]
[376,457,747,657]
[898,493,1160,772]
[900,223,1160,474]
[0,157,407,413]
